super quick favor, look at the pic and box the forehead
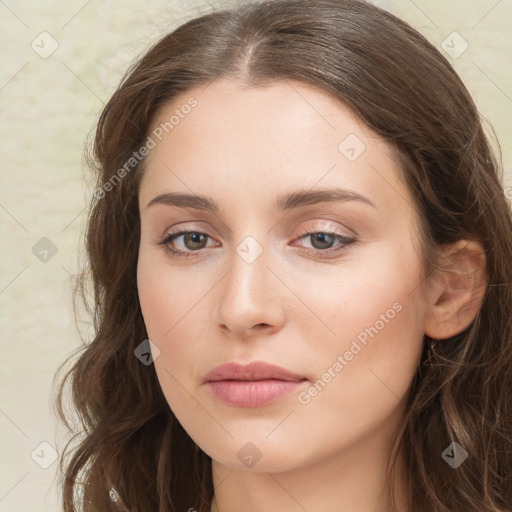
[139,77,411,216]
[147,77,368,152]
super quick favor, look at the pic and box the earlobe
[424,239,488,340]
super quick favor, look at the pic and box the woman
[55,0,512,510]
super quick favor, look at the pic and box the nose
[215,240,287,340]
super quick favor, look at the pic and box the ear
[424,239,487,340]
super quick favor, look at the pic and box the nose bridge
[226,233,269,303]
[215,230,284,336]
[221,208,272,292]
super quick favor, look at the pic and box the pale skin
[136,77,487,512]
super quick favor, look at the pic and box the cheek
[136,249,217,380]
[137,256,206,424]
[137,261,168,341]
[137,246,202,339]
[294,302,423,464]
[295,245,426,430]
[292,238,426,354]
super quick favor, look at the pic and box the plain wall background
[1,1,510,510]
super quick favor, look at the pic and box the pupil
[187,232,205,249]
[312,233,333,249]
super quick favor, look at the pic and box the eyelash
[155,227,357,259]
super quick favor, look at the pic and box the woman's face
[137,77,432,472]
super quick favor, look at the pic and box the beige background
[1,1,510,510]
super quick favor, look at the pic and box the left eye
[295,231,354,251]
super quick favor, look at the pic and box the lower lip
[206,379,307,407]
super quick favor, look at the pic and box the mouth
[206,379,307,407]
[203,361,308,408]
[203,361,307,382]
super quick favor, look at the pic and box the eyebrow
[145,187,377,212]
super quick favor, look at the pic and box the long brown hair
[54,0,512,510]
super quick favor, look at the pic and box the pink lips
[203,361,308,408]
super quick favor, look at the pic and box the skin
[136,77,486,512]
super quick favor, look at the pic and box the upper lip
[203,361,307,383]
